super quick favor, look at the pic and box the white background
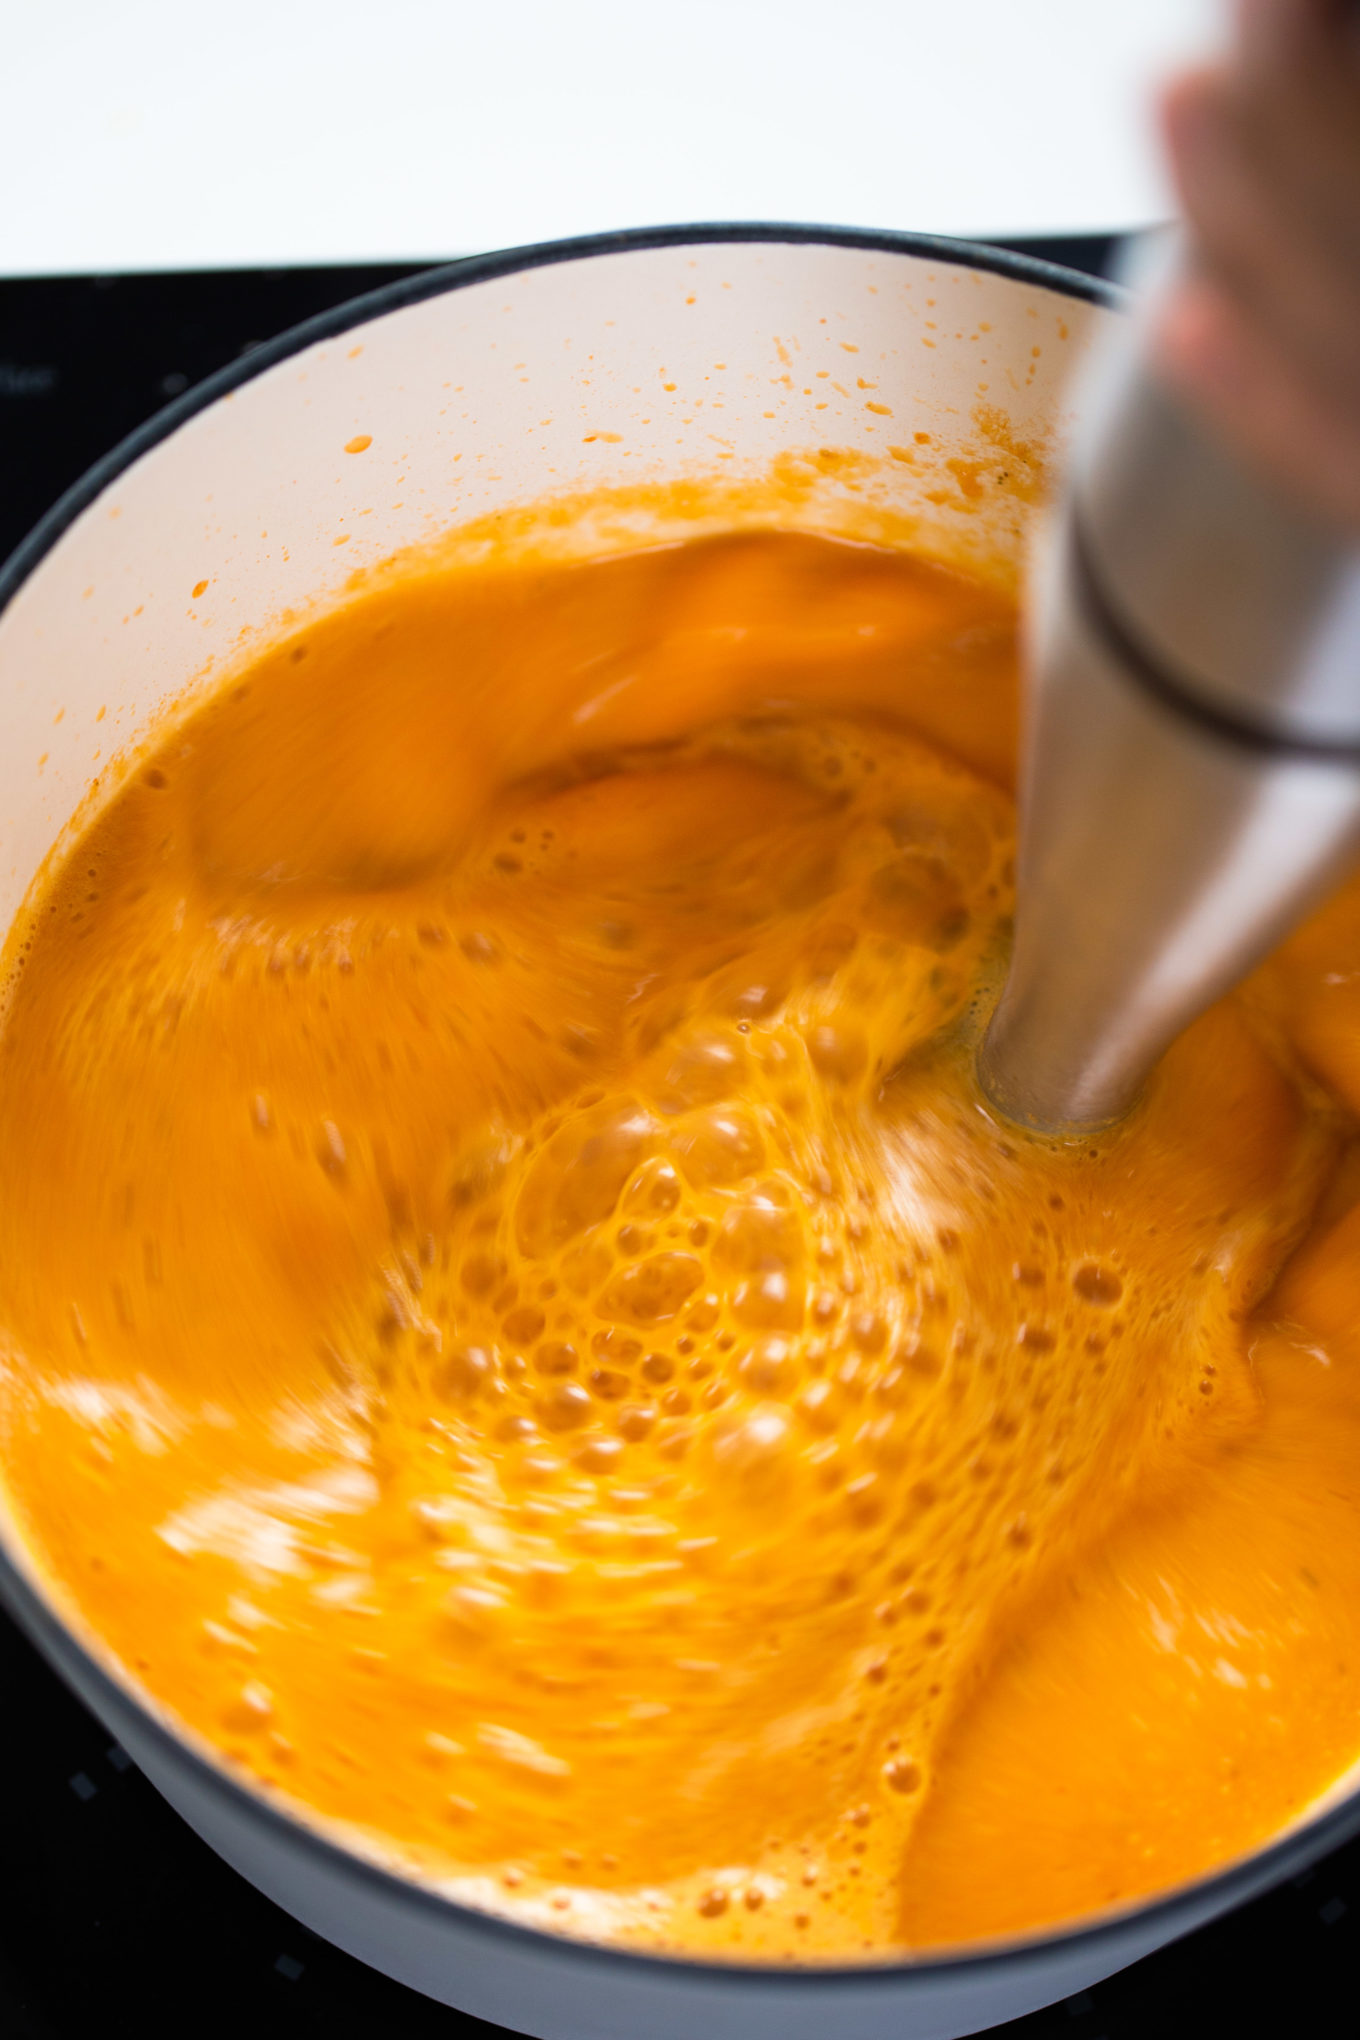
[3,0,1220,277]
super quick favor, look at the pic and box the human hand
[1155,0,1360,535]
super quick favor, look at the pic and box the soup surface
[3,525,1360,1958]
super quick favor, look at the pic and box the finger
[1235,0,1341,83]
[1159,68,1360,406]
[1154,271,1360,533]
[1162,62,1360,275]
[1231,0,1360,217]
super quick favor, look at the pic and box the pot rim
[4,219,1351,1996]
[0,221,1124,604]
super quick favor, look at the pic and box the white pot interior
[0,238,1103,947]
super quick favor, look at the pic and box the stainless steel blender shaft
[977,252,1360,1132]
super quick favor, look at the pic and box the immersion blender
[978,237,1360,1132]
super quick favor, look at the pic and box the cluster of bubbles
[299,717,1153,1937]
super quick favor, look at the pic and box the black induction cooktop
[1,237,1356,2040]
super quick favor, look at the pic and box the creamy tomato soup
[3,520,1360,1957]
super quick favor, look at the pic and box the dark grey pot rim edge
[4,216,1352,1996]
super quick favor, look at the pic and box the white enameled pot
[3,226,1357,2040]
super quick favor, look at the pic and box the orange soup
[4,523,1360,1958]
